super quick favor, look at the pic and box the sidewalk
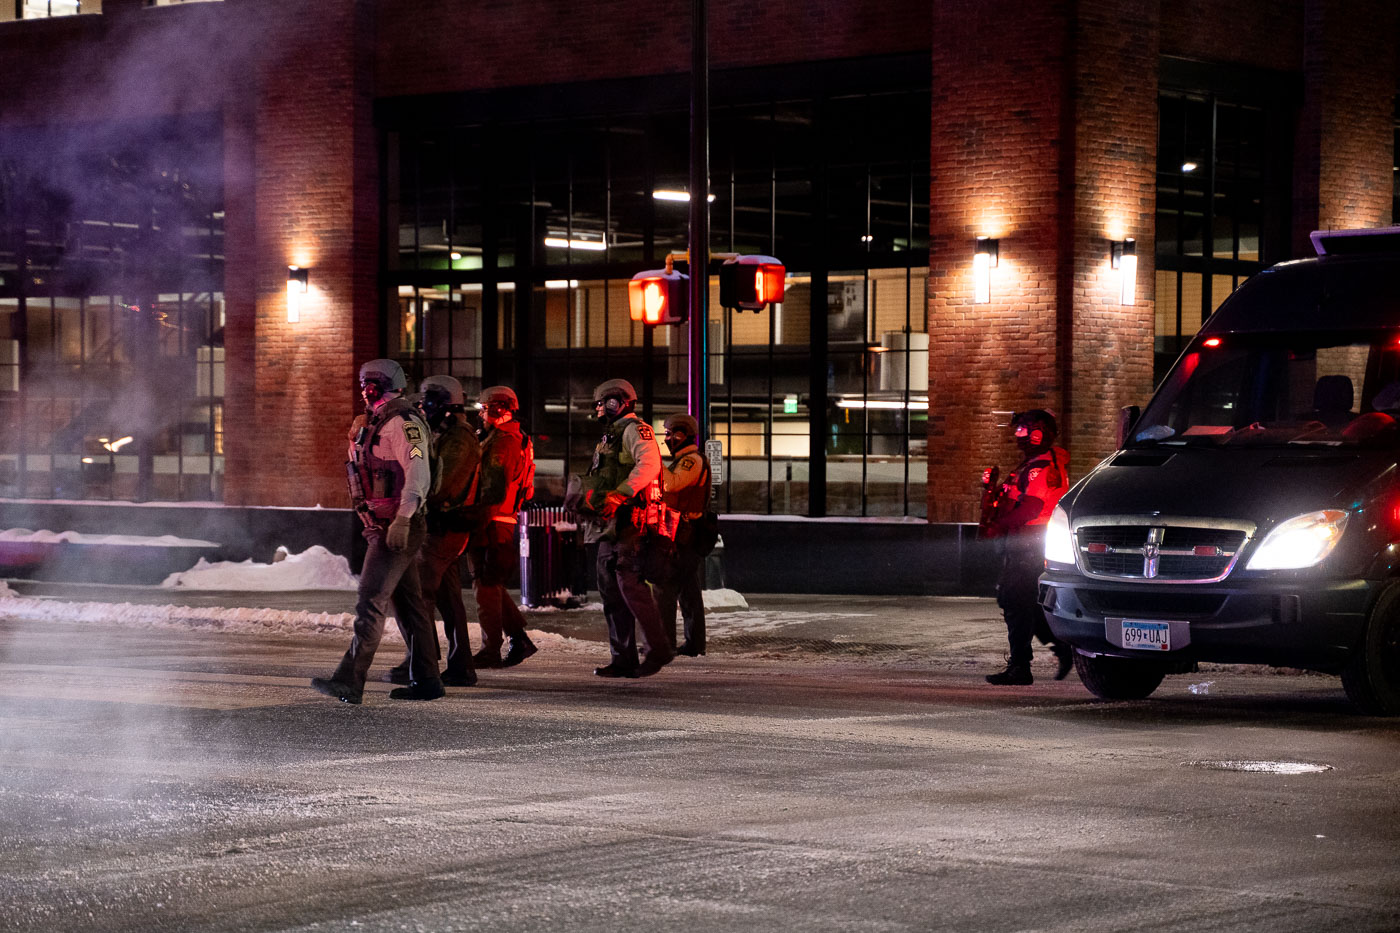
[3,580,1012,669]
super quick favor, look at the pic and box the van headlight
[1245,510,1349,570]
[1044,504,1076,567]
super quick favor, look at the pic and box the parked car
[1042,226,1400,714]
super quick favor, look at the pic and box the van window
[1131,331,1400,448]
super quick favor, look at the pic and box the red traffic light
[628,268,689,325]
[719,255,786,311]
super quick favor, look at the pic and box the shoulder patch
[1028,468,1042,482]
[403,420,424,446]
[679,455,697,470]
[636,423,654,441]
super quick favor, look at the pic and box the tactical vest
[354,397,431,504]
[666,447,711,518]
[583,416,634,498]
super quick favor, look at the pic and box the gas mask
[664,430,690,456]
[1014,422,1050,456]
[419,388,454,430]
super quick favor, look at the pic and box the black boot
[501,634,538,668]
[311,677,363,705]
[985,664,1033,686]
[1052,645,1075,681]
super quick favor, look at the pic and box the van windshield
[1131,331,1400,448]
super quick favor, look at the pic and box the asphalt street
[0,586,1397,932]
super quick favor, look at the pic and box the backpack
[514,431,536,511]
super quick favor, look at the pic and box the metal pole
[687,0,709,438]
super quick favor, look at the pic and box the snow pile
[161,545,358,591]
[709,608,874,634]
[702,588,748,610]
[0,528,219,548]
[0,593,583,654]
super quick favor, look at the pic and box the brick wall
[373,0,931,99]
[1065,0,1159,478]
[927,0,1158,523]
[1159,0,1303,72]
[1292,0,1399,254]
[222,0,376,507]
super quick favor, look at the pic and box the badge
[680,456,696,470]
[637,424,654,441]
[1028,468,1041,482]
[403,421,424,446]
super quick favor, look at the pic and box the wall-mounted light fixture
[974,237,998,304]
[287,265,309,323]
[1111,238,1136,305]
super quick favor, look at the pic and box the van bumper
[1039,571,1373,672]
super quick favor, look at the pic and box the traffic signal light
[627,268,688,325]
[719,255,786,311]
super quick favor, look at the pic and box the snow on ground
[0,591,585,654]
[0,528,219,548]
[162,545,358,591]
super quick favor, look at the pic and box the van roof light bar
[1309,226,1400,257]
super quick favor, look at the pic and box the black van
[1041,227,1400,714]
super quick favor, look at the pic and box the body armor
[350,397,429,518]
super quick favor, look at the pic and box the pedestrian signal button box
[719,255,785,310]
[628,269,689,325]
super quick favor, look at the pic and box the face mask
[664,433,688,455]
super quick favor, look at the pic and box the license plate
[1121,619,1171,651]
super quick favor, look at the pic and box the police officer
[984,409,1073,686]
[466,385,538,669]
[655,412,709,656]
[313,359,445,703]
[582,378,673,678]
[386,374,482,688]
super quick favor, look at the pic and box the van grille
[1076,524,1249,583]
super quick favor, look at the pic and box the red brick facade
[0,0,1396,516]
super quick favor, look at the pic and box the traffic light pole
[687,0,709,439]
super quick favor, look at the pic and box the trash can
[518,506,589,608]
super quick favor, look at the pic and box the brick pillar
[1292,0,1398,255]
[222,0,379,507]
[1065,0,1159,477]
[927,0,1157,522]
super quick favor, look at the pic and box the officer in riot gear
[573,378,674,678]
[655,412,711,657]
[386,374,483,688]
[463,384,538,669]
[312,358,445,703]
[984,409,1073,686]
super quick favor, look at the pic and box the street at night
[1,595,1397,932]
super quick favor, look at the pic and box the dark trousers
[655,537,704,651]
[417,529,474,677]
[470,521,527,652]
[331,515,441,691]
[597,531,669,669]
[996,541,1059,667]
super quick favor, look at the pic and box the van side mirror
[1117,405,1141,448]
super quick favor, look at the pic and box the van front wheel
[1341,585,1400,716]
[1073,651,1168,701]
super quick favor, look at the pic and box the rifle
[345,460,381,530]
[977,465,1006,539]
